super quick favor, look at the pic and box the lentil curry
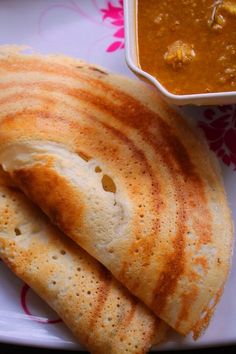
[137,0,236,95]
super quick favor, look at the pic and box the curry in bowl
[137,0,236,95]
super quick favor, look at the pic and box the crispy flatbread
[0,169,167,354]
[0,47,233,337]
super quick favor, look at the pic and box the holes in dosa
[14,227,21,236]
[77,151,91,162]
[77,151,117,195]
[102,174,116,193]
[94,165,117,194]
[95,166,102,173]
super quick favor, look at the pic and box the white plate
[0,0,235,351]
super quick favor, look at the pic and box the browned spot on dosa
[12,167,84,239]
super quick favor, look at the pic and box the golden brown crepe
[0,168,167,354]
[0,46,233,337]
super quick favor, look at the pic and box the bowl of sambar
[124,0,236,105]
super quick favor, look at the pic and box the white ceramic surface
[124,0,236,106]
[0,0,235,351]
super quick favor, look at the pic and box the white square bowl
[124,0,236,106]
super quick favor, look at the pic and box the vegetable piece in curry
[137,0,236,94]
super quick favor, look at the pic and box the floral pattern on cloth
[21,284,62,324]
[101,0,124,52]
[199,106,236,170]
[38,0,125,55]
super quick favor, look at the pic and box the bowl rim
[123,0,236,105]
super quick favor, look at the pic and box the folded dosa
[0,169,167,354]
[0,47,233,337]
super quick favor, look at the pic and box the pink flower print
[101,0,124,52]
[199,105,236,170]
[21,284,62,324]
